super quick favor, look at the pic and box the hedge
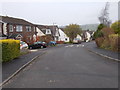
[0,39,20,62]
[95,34,120,52]
[109,34,120,52]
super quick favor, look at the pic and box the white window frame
[46,29,51,34]
[26,26,31,32]
[16,25,22,32]
[9,25,13,32]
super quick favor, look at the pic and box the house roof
[44,25,59,36]
[0,34,7,37]
[0,16,34,26]
[35,25,47,34]
[35,25,59,36]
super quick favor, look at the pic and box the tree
[64,24,82,42]
[98,2,111,27]
[111,21,120,34]
[93,24,106,39]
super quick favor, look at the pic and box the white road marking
[69,45,74,47]
[65,44,85,48]
[82,45,84,47]
[65,46,69,47]
[77,45,80,47]
[65,45,74,47]
[29,49,39,52]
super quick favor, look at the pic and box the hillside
[59,24,99,31]
[80,24,99,31]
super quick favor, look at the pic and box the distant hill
[59,24,99,31]
[80,24,99,31]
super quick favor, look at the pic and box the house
[58,28,69,42]
[34,25,46,41]
[0,21,7,39]
[36,25,60,43]
[81,30,94,42]
[35,25,53,43]
[46,25,60,41]
[0,16,37,45]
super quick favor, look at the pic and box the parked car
[73,38,81,44]
[48,41,57,46]
[28,41,47,49]
[20,41,28,49]
[37,41,47,48]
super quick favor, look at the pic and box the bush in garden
[93,24,106,39]
[95,37,104,47]
[111,21,120,34]
[94,23,120,52]
[0,39,20,62]
[109,34,120,52]
[101,27,115,38]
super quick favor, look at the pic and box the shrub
[95,37,104,47]
[93,30,103,39]
[0,39,20,62]
[93,24,106,39]
[109,34,120,52]
[100,38,111,49]
[111,21,120,34]
[101,27,115,38]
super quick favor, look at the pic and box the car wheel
[41,46,43,49]
[29,47,32,49]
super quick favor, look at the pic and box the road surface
[3,44,118,88]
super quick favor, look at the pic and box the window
[26,26,31,32]
[46,29,51,34]
[9,25,13,32]
[16,25,22,32]
[47,30,50,33]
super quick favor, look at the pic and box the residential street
[3,43,118,88]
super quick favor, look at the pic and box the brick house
[0,16,37,45]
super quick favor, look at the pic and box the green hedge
[0,39,20,62]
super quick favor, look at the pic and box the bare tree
[98,2,111,27]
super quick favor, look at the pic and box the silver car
[20,41,28,49]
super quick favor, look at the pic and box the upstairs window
[46,29,51,34]
[26,26,31,32]
[16,25,22,32]
[9,25,13,32]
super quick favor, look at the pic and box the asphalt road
[3,44,118,88]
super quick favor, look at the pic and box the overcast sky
[0,0,118,26]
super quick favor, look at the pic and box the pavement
[2,43,118,88]
[83,41,119,61]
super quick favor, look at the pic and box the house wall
[36,27,45,37]
[35,27,45,41]
[3,23,7,35]
[4,23,37,45]
[76,34,82,40]
[0,23,2,35]
[46,29,52,35]
[86,32,91,42]
[58,29,69,42]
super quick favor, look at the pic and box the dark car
[37,41,47,48]
[28,41,47,49]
